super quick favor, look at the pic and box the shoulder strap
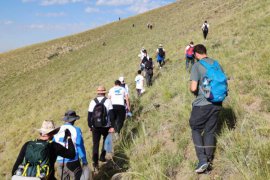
[100,97,107,104]
[199,59,211,69]
[94,98,99,104]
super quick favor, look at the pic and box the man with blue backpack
[189,44,228,173]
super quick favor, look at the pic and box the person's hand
[89,128,92,132]
[108,127,115,133]
[64,129,71,141]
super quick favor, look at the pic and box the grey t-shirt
[190,57,215,106]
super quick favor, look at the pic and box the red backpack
[187,46,194,56]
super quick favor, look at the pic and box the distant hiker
[12,120,75,180]
[201,21,209,40]
[135,70,145,96]
[138,47,148,61]
[108,80,130,134]
[149,24,153,30]
[54,110,88,180]
[119,76,132,117]
[185,41,195,72]
[87,86,115,171]
[140,49,149,77]
[156,44,166,68]
[147,23,150,29]
[119,17,121,21]
[132,24,135,27]
[145,57,154,87]
[103,42,106,46]
[189,44,227,173]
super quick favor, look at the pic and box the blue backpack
[199,60,228,103]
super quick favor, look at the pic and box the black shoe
[100,155,106,162]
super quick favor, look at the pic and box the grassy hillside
[1,0,269,179]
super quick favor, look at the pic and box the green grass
[1,0,270,179]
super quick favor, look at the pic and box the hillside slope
[0,0,269,179]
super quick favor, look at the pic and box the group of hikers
[11,20,228,179]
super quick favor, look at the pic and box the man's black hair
[115,80,121,85]
[193,44,207,55]
[138,70,141,74]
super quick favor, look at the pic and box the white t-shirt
[108,86,127,106]
[135,75,144,89]
[88,96,113,113]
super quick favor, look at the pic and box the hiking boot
[195,162,209,173]
[100,151,106,162]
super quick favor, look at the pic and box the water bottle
[15,164,24,176]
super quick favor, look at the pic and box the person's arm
[12,142,28,175]
[53,137,75,159]
[87,100,95,130]
[125,94,130,112]
[190,81,198,93]
[76,128,88,165]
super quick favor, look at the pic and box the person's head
[138,70,142,74]
[205,20,207,23]
[119,76,125,84]
[62,110,80,125]
[149,57,153,62]
[37,120,60,140]
[143,49,147,54]
[190,41,194,45]
[96,85,106,96]
[193,44,207,60]
[115,80,121,86]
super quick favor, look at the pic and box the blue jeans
[189,104,222,163]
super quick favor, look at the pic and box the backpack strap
[94,97,107,105]
[100,97,107,104]
[94,98,99,104]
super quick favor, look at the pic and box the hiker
[119,76,132,117]
[108,80,130,134]
[144,57,154,87]
[135,70,145,96]
[87,86,115,171]
[54,110,88,180]
[132,24,135,27]
[189,44,227,173]
[201,21,209,40]
[149,24,153,30]
[138,47,146,61]
[12,120,75,180]
[140,49,149,76]
[185,41,195,72]
[156,44,166,68]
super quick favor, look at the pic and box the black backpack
[145,60,153,70]
[18,140,51,178]
[158,48,165,58]
[92,97,108,128]
[142,56,148,64]
[203,24,208,32]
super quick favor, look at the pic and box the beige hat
[96,86,106,94]
[36,120,60,135]
[159,44,163,47]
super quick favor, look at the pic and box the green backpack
[21,140,51,179]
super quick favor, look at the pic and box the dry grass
[0,0,269,179]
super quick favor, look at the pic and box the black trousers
[189,104,221,163]
[203,30,208,40]
[92,127,110,165]
[112,105,126,133]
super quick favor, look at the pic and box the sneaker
[195,162,209,173]
[99,155,106,162]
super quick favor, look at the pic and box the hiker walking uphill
[54,110,89,180]
[135,70,145,96]
[144,57,154,87]
[189,44,228,173]
[139,49,149,75]
[119,76,132,117]
[87,86,115,171]
[202,21,209,40]
[12,120,75,180]
[108,80,130,134]
[156,44,166,68]
[185,41,195,72]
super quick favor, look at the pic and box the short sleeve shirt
[135,75,144,89]
[190,57,215,106]
[88,96,113,113]
[108,86,127,106]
